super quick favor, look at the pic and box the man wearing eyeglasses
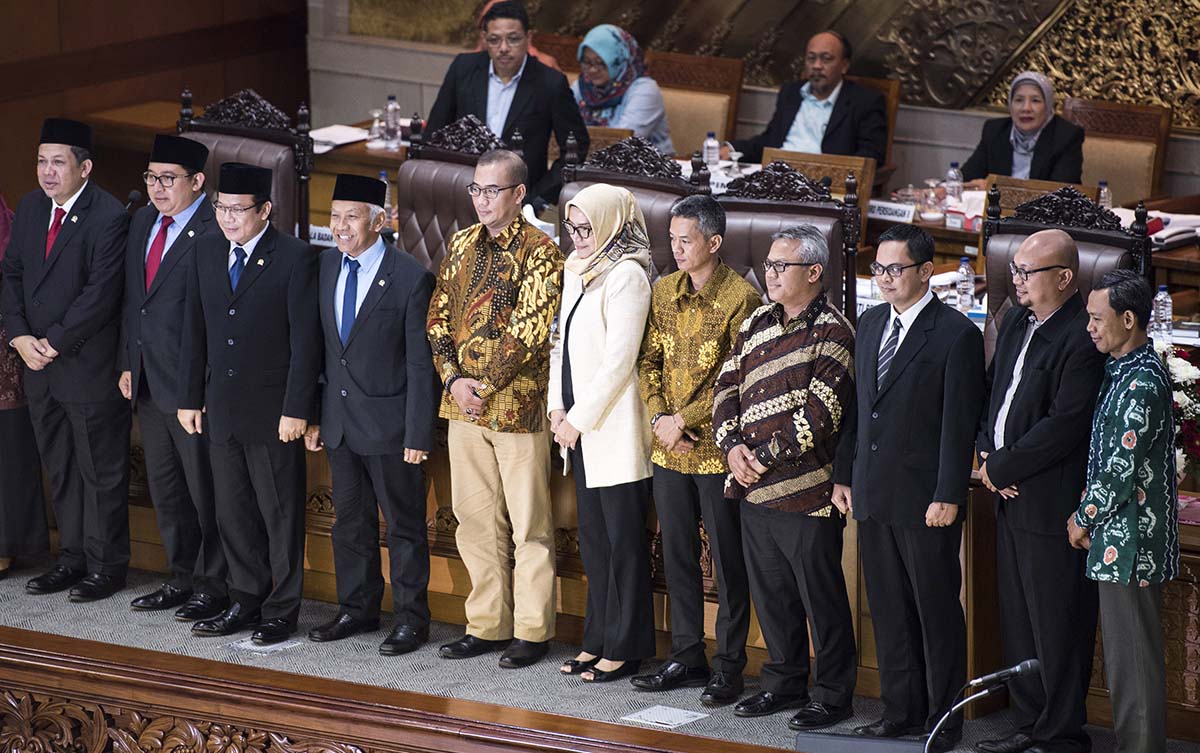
[833,223,984,752]
[975,230,1104,753]
[118,134,228,623]
[426,149,563,668]
[425,0,589,210]
[1,118,131,602]
[177,162,320,645]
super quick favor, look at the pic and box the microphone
[968,659,1040,687]
[125,190,142,211]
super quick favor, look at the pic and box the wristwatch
[651,412,668,428]
[444,375,460,393]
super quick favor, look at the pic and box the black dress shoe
[700,671,744,706]
[130,583,193,611]
[788,700,854,730]
[733,690,808,718]
[379,624,429,656]
[25,565,85,594]
[252,618,295,645]
[925,727,963,752]
[307,613,379,642]
[174,593,230,622]
[499,639,549,668]
[974,732,1033,753]
[438,634,507,659]
[191,603,261,636]
[630,659,711,691]
[68,573,125,602]
[854,718,925,737]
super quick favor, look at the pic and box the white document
[310,124,370,154]
[621,705,709,729]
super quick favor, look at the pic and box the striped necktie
[877,318,903,386]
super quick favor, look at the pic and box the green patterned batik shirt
[1075,342,1179,586]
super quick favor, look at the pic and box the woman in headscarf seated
[549,183,656,683]
[571,24,674,156]
[961,71,1084,188]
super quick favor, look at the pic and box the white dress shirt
[879,288,935,354]
[486,56,528,137]
[48,181,88,228]
[782,81,843,155]
[227,224,270,272]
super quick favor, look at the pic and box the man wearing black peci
[1,118,131,602]
[120,134,229,622]
[833,224,985,752]
[976,230,1104,753]
[304,174,439,656]
[178,163,320,645]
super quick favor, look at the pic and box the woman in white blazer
[549,183,654,683]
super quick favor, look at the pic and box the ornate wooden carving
[0,690,107,753]
[198,89,292,131]
[306,486,333,515]
[724,161,836,202]
[1011,187,1123,231]
[425,115,505,155]
[581,136,683,180]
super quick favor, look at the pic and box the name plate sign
[867,200,917,223]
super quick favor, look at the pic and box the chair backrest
[763,148,875,236]
[548,126,632,164]
[984,174,1098,216]
[981,185,1150,360]
[178,88,312,242]
[1062,96,1173,207]
[535,33,744,150]
[846,75,900,169]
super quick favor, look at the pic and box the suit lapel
[230,225,275,302]
[822,83,851,149]
[501,58,537,138]
[1030,117,1056,180]
[993,120,1014,176]
[874,297,938,403]
[469,54,490,122]
[146,202,213,299]
[343,244,395,349]
[989,310,1028,415]
[35,184,94,289]
[319,250,341,351]
[134,210,155,294]
[861,306,885,403]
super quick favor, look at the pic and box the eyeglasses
[467,183,520,200]
[484,33,526,48]
[562,219,593,239]
[143,171,195,188]
[763,259,819,275]
[1009,262,1067,282]
[580,57,608,71]
[869,261,922,278]
[212,201,263,217]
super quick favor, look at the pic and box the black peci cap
[40,118,92,150]
[150,134,209,173]
[331,173,387,208]
[217,162,272,197]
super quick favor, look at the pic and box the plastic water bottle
[957,257,975,313]
[703,131,720,166]
[945,161,963,204]
[385,95,401,151]
[1154,285,1173,345]
[1098,180,1112,209]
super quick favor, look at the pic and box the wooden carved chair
[1062,97,1172,207]
[983,174,1099,217]
[762,148,875,237]
[846,74,901,191]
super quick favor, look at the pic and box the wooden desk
[1155,244,1200,288]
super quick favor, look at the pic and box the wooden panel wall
[0,0,308,203]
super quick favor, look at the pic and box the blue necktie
[340,257,360,345]
[229,246,246,290]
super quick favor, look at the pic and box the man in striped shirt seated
[712,224,857,732]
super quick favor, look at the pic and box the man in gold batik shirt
[633,195,762,707]
[426,149,563,669]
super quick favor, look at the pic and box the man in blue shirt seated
[725,31,887,166]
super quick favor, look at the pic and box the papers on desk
[309,124,370,154]
[675,160,762,195]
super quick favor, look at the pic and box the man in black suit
[725,31,886,165]
[303,174,438,656]
[178,163,320,645]
[975,230,1104,753]
[833,224,984,752]
[425,0,589,208]
[1,118,131,602]
[120,135,228,622]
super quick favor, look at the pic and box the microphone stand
[923,684,1002,753]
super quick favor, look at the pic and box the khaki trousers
[448,419,556,641]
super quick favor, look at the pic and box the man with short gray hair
[712,224,858,730]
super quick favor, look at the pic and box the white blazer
[548,259,653,488]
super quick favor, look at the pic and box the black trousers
[654,464,750,673]
[741,502,856,704]
[572,447,655,661]
[209,437,306,623]
[26,392,130,577]
[996,503,1097,752]
[859,516,966,732]
[327,445,430,627]
[136,384,225,595]
[0,405,48,557]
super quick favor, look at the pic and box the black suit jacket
[975,294,1105,534]
[731,79,887,165]
[425,50,590,203]
[317,243,438,456]
[0,183,129,403]
[834,297,985,526]
[120,200,219,413]
[960,115,1085,183]
[179,224,320,444]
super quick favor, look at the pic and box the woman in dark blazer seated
[961,71,1084,187]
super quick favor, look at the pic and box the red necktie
[45,207,65,258]
[144,216,174,290]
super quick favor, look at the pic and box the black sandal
[581,660,640,683]
[560,656,600,675]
